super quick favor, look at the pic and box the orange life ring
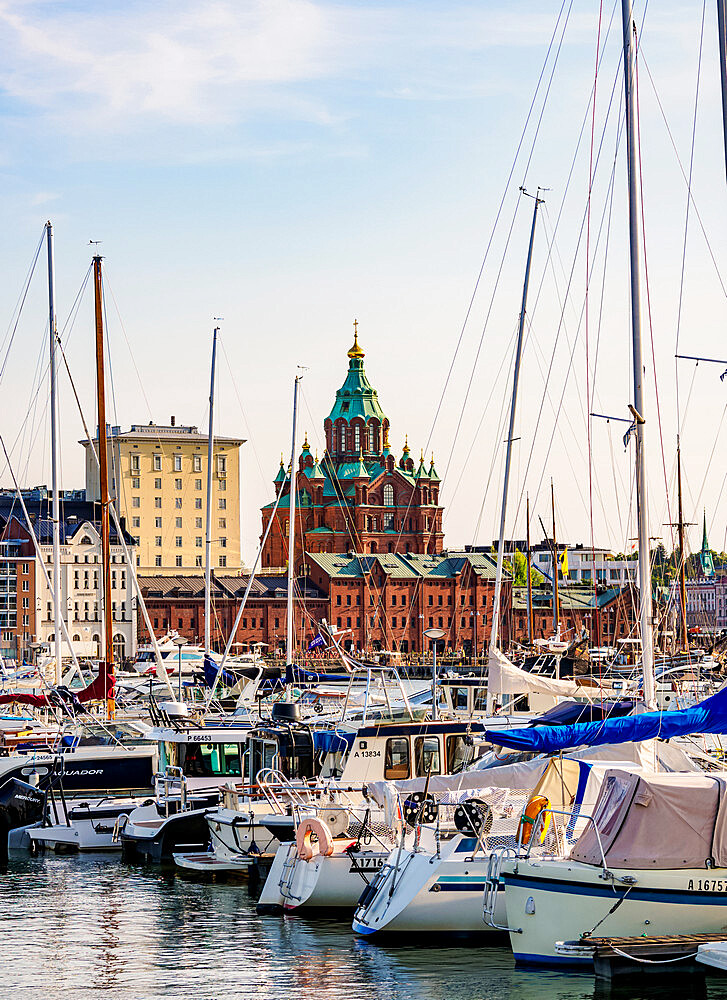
[295,817,334,861]
[517,794,551,846]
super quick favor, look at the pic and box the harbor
[5,0,727,997]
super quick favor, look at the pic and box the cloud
[0,0,343,129]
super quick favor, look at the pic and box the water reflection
[1,855,727,1000]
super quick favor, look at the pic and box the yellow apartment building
[81,420,245,575]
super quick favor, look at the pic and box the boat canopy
[529,699,635,727]
[312,729,355,754]
[572,768,727,870]
[485,685,727,753]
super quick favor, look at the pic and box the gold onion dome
[347,320,365,360]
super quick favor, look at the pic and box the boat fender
[295,817,334,861]
[517,794,551,847]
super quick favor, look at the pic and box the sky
[1,0,727,566]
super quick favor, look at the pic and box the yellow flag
[559,547,569,578]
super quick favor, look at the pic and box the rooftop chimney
[171,415,176,427]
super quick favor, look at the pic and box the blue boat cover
[529,699,634,727]
[313,730,355,753]
[486,685,727,753]
[203,654,238,689]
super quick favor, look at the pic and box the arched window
[340,424,347,452]
[367,424,374,453]
[383,484,394,507]
[72,633,81,642]
[354,424,361,453]
[113,633,126,662]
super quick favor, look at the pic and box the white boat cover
[487,648,579,698]
[571,768,727,870]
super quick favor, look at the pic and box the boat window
[181,742,244,778]
[414,736,441,776]
[591,773,634,840]
[473,688,488,713]
[446,734,472,773]
[249,739,279,781]
[451,687,469,711]
[384,737,410,780]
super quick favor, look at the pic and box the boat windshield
[179,742,245,778]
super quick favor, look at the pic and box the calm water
[3,854,727,1000]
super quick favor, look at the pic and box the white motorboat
[495,767,727,966]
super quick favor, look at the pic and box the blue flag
[308,634,325,651]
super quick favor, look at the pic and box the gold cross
[353,318,358,336]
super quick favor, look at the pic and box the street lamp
[424,627,446,721]
[173,636,187,703]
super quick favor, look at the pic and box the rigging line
[410,0,573,507]
[0,225,45,388]
[634,23,675,550]
[513,37,626,519]
[519,0,576,186]
[673,1,707,433]
[433,190,524,498]
[218,338,270,490]
[586,0,606,649]
[525,0,620,327]
[639,52,727,301]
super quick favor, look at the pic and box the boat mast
[46,222,63,685]
[718,0,727,184]
[551,480,560,637]
[92,257,114,719]
[621,0,656,708]
[487,190,542,711]
[676,437,689,652]
[526,493,534,647]
[285,375,302,690]
[204,326,218,658]
[489,192,542,654]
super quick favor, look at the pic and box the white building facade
[37,519,138,663]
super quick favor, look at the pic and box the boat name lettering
[64,770,103,776]
[688,879,725,892]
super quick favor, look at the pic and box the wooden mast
[551,480,560,637]
[526,494,534,647]
[92,257,114,719]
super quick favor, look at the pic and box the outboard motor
[0,778,46,864]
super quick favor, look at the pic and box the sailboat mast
[717,0,727,184]
[92,257,114,718]
[488,191,542,658]
[551,480,560,637]
[204,327,218,657]
[46,222,62,685]
[676,437,688,652]
[526,494,534,646]
[621,0,656,708]
[285,375,301,688]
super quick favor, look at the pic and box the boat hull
[503,859,727,966]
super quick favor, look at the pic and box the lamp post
[173,636,186,703]
[418,614,424,672]
[424,627,446,720]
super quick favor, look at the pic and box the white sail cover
[488,647,579,698]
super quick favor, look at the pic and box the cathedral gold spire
[347,318,365,360]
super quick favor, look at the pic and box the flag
[559,548,569,578]
[308,634,325,651]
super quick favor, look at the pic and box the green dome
[327,330,386,426]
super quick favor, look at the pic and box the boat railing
[155,765,188,816]
[525,807,608,869]
[255,768,318,814]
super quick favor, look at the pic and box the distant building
[80,420,244,576]
[0,497,138,663]
[260,328,444,573]
[511,584,639,647]
[138,549,507,656]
